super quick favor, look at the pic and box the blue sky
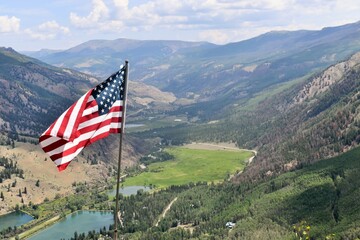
[0,0,359,51]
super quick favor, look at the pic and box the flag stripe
[41,111,122,157]
[39,65,127,171]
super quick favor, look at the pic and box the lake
[108,186,151,197]
[28,211,113,240]
[0,211,33,231]
[126,123,144,128]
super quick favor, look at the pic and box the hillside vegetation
[123,147,252,188]
[114,146,360,239]
[135,51,360,183]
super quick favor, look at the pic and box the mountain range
[25,21,360,105]
[0,47,176,138]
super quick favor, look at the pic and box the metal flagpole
[114,61,129,240]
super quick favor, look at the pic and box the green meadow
[123,147,253,189]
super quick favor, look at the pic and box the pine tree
[35,180,40,187]
[0,191,4,200]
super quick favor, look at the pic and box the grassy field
[123,147,253,189]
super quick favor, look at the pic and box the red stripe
[109,129,121,134]
[50,117,121,162]
[50,138,91,161]
[67,91,93,142]
[79,117,121,134]
[42,114,121,156]
[80,110,99,123]
[57,162,71,172]
[39,86,125,170]
[84,99,97,109]
[42,121,57,137]
[39,135,52,143]
[78,103,121,123]
[41,138,68,153]
[57,102,77,138]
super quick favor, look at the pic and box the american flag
[39,64,127,171]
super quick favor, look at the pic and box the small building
[226,222,236,228]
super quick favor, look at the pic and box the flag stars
[91,66,126,115]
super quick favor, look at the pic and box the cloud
[38,21,70,34]
[70,0,109,28]
[25,21,70,40]
[67,0,360,43]
[68,0,296,35]
[0,16,20,33]
[198,30,229,44]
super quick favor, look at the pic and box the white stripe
[39,135,62,148]
[110,122,121,129]
[79,100,122,128]
[78,114,107,130]
[88,95,95,102]
[78,109,121,130]
[83,105,98,116]
[47,130,96,156]
[90,123,116,139]
[45,99,123,161]
[50,108,68,137]
[49,91,88,139]
[46,110,122,156]
[63,92,89,140]
[53,147,85,166]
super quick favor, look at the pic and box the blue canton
[91,65,126,115]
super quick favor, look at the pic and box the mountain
[25,21,360,106]
[0,47,177,137]
[24,39,216,79]
[0,47,164,213]
[0,47,97,136]
[138,50,360,184]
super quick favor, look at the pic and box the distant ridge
[24,21,360,104]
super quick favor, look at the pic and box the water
[108,186,151,197]
[28,211,113,240]
[126,123,144,128]
[0,211,33,231]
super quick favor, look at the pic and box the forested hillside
[107,146,360,239]
[0,47,96,137]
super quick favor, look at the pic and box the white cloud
[0,16,20,33]
[70,0,109,28]
[198,29,229,44]
[24,29,56,40]
[67,0,360,43]
[25,21,70,40]
[38,21,70,34]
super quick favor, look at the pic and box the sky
[0,0,359,51]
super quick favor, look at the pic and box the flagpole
[114,61,129,240]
